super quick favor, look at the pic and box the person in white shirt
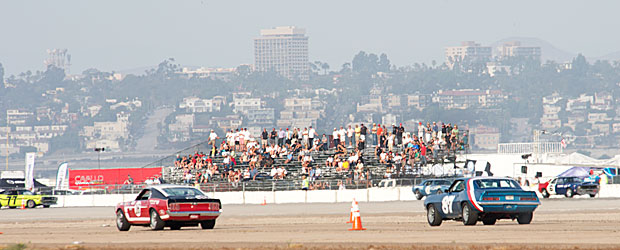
[209,130,219,146]
[270,166,277,179]
[308,126,318,147]
[332,128,340,146]
[347,125,354,147]
[339,127,346,146]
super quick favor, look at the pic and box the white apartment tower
[445,41,492,68]
[254,26,309,80]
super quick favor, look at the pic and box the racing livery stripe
[467,179,484,212]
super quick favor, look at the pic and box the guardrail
[497,142,563,154]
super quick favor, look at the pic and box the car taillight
[482,197,499,201]
[210,203,220,210]
[520,197,537,201]
[168,203,180,211]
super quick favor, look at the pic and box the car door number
[441,195,456,214]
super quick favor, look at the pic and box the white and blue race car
[424,177,540,226]
[412,179,452,200]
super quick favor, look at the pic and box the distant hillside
[491,37,576,63]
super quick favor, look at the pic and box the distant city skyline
[1,0,620,75]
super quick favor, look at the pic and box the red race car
[115,185,221,231]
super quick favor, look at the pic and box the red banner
[68,167,162,190]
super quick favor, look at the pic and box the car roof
[456,177,516,181]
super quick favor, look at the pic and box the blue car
[424,177,540,226]
[412,179,452,200]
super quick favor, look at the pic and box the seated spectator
[270,166,277,179]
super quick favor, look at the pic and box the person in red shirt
[420,143,427,166]
[376,125,383,147]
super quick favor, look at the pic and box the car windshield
[475,179,520,189]
[162,187,205,198]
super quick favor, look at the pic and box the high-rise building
[497,41,541,61]
[445,41,492,68]
[254,26,309,80]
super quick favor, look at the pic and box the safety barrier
[50,184,620,207]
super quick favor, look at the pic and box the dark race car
[424,177,540,226]
[115,185,221,231]
[538,176,599,198]
[412,179,452,200]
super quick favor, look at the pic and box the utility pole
[5,113,9,171]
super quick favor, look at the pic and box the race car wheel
[482,217,496,225]
[589,194,596,198]
[116,210,131,231]
[200,219,216,229]
[149,209,165,230]
[565,188,574,198]
[426,204,442,227]
[517,212,533,224]
[541,189,550,198]
[170,224,182,230]
[462,202,478,226]
[415,190,423,200]
[26,200,36,208]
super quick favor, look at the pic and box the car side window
[424,181,432,186]
[557,178,564,185]
[135,189,151,200]
[449,180,465,193]
[151,189,166,199]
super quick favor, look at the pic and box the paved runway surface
[2,199,620,249]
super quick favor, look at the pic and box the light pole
[5,113,9,171]
[94,147,105,170]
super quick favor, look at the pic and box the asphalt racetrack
[2,198,620,249]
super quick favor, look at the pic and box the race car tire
[482,217,496,225]
[149,209,165,230]
[589,194,596,198]
[541,189,550,198]
[170,224,182,230]
[426,204,442,227]
[517,212,533,224]
[43,205,50,208]
[200,219,216,229]
[462,202,478,226]
[565,188,574,198]
[26,200,36,208]
[116,210,131,231]
[415,190,423,200]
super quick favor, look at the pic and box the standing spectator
[320,134,328,151]
[376,124,383,147]
[278,128,286,146]
[397,123,404,146]
[360,123,367,147]
[354,125,361,146]
[261,128,269,146]
[309,126,318,147]
[208,129,219,147]
[347,125,354,147]
[371,123,378,146]
[270,128,277,146]
[302,127,310,148]
[332,128,340,147]
[338,126,347,147]
[420,143,427,166]
[417,122,425,142]
[286,128,293,145]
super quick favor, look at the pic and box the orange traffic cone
[348,210,366,231]
[261,196,267,206]
[347,199,356,223]
[20,199,26,210]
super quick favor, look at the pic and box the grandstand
[144,137,469,192]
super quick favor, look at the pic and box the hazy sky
[1,0,619,75]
